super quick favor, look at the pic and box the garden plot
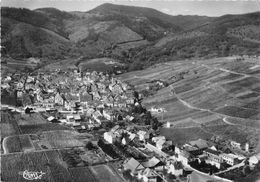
[19,123,71,134]
[69,167,98,182]
[17,113,47,126]
[90,164,125,182]
[225,117,260,129]
[168,118,201,128]
[37,130,89,149]
[3,134,34,154]
[44,150,72,182]
[215,106,260,120]
[1,111,21,139]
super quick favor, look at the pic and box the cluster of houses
[1,70,137,130]
[102,124,259,182]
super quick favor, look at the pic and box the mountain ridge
[1,4,260,72]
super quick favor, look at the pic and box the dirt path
[170,87,243,127]
[222,117,236,125]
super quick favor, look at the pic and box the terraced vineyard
[118,56,260,152]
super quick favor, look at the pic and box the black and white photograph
[1,0,260,181]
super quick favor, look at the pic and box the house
[177,150,192,166]
[86,108,95,117]
[103,109,114,120]
[111,125,120,133]
[204,148,223,168]
[142,157,162,169]
[138,168,158,182]
[117,99,127,108]
[166,160,183,176]
[121,82,129,91]
[54,92,64,106]
[66,115,74,122]
[108,83,117,91]
[149,107,165,113]
[189,139,208,150]
[64,93,80,109]
[104,132,116,144]
[230,140,241,149]
[92,91,101,100]
[137,131,150,141]
[249,156,259,168]
[93,110,103,123]
[126,115,134,122]
[126,98,135,105]
[123,158,145,176]
[145,143,169,159]
[17,82,24,90]
[73,114,81,122]
[187,139,209,156]
[96,82,106,91]
[221,153,240,166]
[47,116,55,122]
[152,136,166,151]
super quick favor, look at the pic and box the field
[69,167,98,182]
[31,130,93,151]
[3,130,93,154]
[1,147,111,182]
[3,134,35,153]
[17,113,48,126]
[44,150,72,182]
[79,57,125,72]
[0,111,21,139]
[90,164,125,182]
[60,146,107,167]
[118,56,260,151]
[1,152,54,182]
[69,164,125,182]
[19,123,71,134]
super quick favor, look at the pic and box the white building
[221,153,239,166]
[137,131,149,141]
[230,141,241,149]
[104,132,116,144]
[249,156,259,168]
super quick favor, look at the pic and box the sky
[2,0,260,17]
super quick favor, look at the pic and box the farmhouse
[204,148,223,168]
[220,153,240,166]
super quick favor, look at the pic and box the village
[1,68,259,182]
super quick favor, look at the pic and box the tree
[86,142,95,150]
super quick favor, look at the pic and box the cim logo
[20,170,46,180]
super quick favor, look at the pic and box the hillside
[1,4,260,71]
[1,4,212,60]
[127,11,260,70]
[118,56,260,151]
